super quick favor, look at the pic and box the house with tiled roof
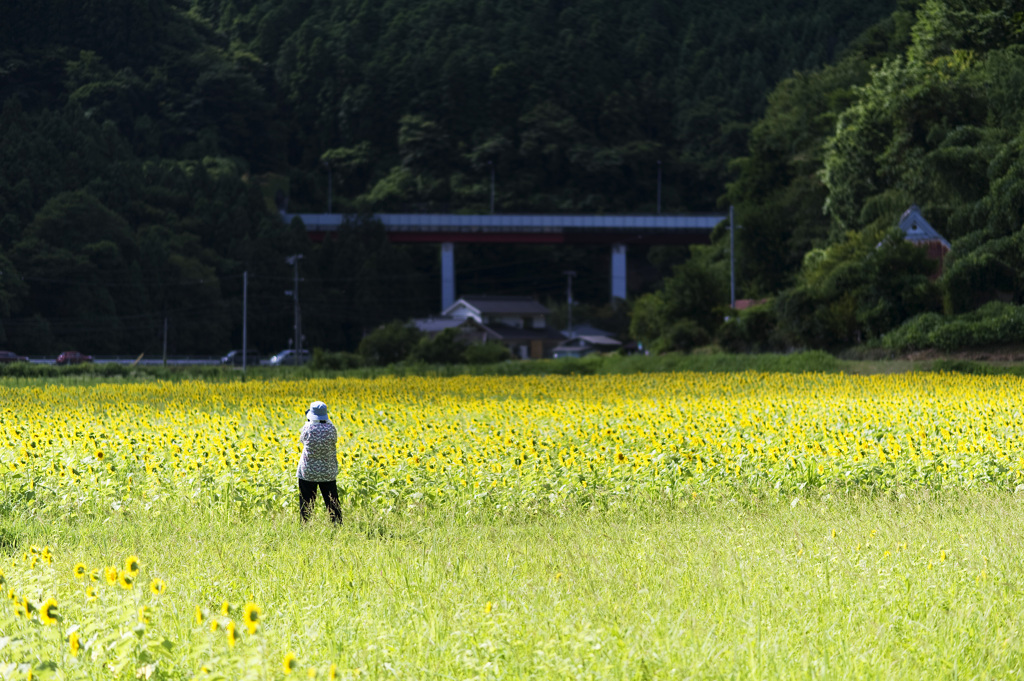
[436,295,563,359]
[898,205,951,277]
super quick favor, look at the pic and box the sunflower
[194,606,204,626]
[104,566,118,586]
[68,631,81,657]
[85,586,97,602]
[209,618,219,633]
[39,598,58,625]
[328,664,337,681]
[73,563,87,580]
[220,600,231,617]
[226,620,238,648]
[283,652,298,675]
[88,568,100,583]
[149,578,166,595]
[124,555,140,578]
[118,571,134,590]
[137,605,151,625]
[242,602,260,635]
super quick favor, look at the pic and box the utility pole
[563,270,577,337]
[729,205,736,309]
[489,160,495,214]
[657,160,662,215]
[242,271,249,377]
[285,255,304,364]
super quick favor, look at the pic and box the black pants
[298,478,342,524]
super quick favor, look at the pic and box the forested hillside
[633,0,1024,355]
[0,0,898,355]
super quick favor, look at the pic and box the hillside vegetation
[0,0,896,356]
[637,0,1024,356]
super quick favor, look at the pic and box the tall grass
[6,492,1024,679]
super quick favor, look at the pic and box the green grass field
[5,493,1024,679]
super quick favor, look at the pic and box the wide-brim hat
[306,400,328,422]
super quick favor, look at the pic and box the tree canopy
[1,0,913,355]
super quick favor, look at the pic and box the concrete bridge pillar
[441,242,456,310]
[611,243,627,301]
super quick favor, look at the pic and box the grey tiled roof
[451,295,550,316]
[899,205,951,250]
[411,317,467,333]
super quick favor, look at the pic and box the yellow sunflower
[226,620,238,648]
[283,652,298,675]
[149,578,166,595]
[85,586,97,602]
[104,566,118,586]
[242,602,260,635]
[73,563,87,580]
[117,571,134,590]
[138,605,150,625]
[39,598,58,626]
[124,555,140,578]
[68,631,81,657]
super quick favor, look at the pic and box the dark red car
[0,350,28,363]
[56,351,93,365]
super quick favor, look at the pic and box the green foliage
[652,318,712,355]
[882,301,1024,353]
[0,0,915,355]
[408,328,469,365]
[309,347,364,371]
[773,228,940,350]
[463,341,512,365]
[357,321,423,366]
[186,0,895,214]
[716,302,781,353]
[630,244,728,352]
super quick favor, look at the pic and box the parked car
[268,349,310,366]
[56,351,93,365]
[220,349,261,366]
[0,350,29,363]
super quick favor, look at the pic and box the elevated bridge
[284,212,727,309]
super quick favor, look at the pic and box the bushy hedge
[882,302,1024,353]
[309,349,364,371]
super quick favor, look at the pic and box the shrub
[881,301,1024,353]
[651,318,710,354]
[408,328,468,364]
[717,302,780,353]
[463,341,512,365]
[309,348,364,370]
[358,321,423,366]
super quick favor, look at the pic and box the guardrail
[25,357,236,366]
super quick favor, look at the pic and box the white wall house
[442,296,549,330]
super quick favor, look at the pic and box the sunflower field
[2,372,1024,679]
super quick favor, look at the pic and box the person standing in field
[297,400,342,524]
